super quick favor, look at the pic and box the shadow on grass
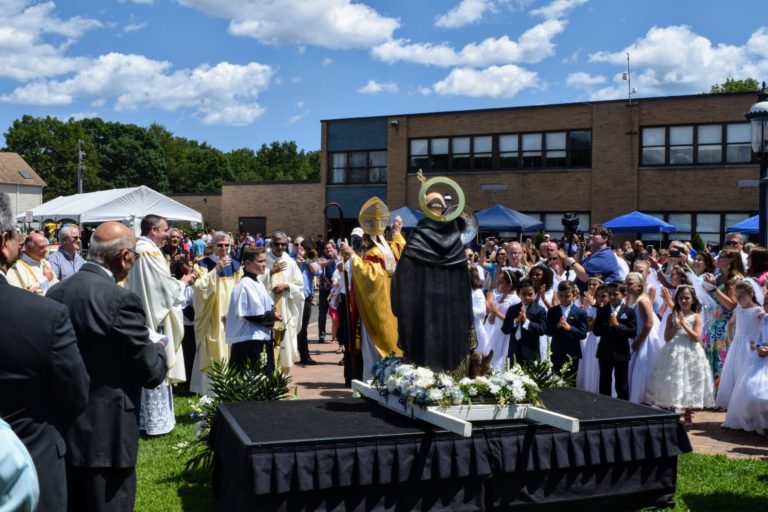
[680,492,768,512]
[157,465,215,512]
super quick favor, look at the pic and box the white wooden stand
[352,380,579,438]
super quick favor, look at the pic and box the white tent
[17,186,203,228]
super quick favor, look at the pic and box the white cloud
[372,19,566,67]
[435,0,494,29]
[0,0,102,81]
[119,0,153,4]
[431,64,539,98]
[287,114,303,124]
[562,49,580,64]
[1,54,275,126]
[124,22,147,33]
[530,0,588,20]
[566,71,605,87]
[588,25,768,99]
[178,0,399,49]
[358,80,399,94]
[321,57,333,66]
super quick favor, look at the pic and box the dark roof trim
[223,179,321,186]
[320,91,757,123]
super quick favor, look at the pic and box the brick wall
[168,193,222,228]
[220,181,324,238]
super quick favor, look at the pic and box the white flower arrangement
[371,355,540,408]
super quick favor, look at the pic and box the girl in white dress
[716,281,764,409]
[482,269,521,371]
[646,286,714,426]
[576,277,604,393]
[469,266,489,354]
[625,272,663,404]
[722,295,768,435]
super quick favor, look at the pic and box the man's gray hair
[88,235,133,265]
[169,228,182,237]
[58,225,79,242]
[211,231,229,244]
[726,232,745,243]
[272,231,287,241]
[0,192,16,234]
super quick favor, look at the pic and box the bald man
[7,231,58,295]
[47,221,168,512]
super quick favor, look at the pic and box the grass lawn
[135,395,768,511]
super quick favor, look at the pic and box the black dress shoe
[300,358,317,365]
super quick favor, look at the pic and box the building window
[521,133,542,168]
[328,150,387,184]
[499,134,519,168]
[473,136,493,169]
[639,211,756,246]
[726,123,752,163]
[545,132,566,167]
[641,122,754,166]
[408,130,591,172]
[451,137,471,170]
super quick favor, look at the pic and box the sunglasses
[725,240,740,246]
[217,243,231,248]
[273,242,288,247]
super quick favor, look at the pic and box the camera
[561,213,580,236]
[669,249,681,258]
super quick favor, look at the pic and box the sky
[1,0,767,153]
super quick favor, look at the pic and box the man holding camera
[565,225,621,285]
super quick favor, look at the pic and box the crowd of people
[2,182,768,509]
[467,228,768,436]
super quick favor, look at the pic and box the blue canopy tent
[389,206,424,229]
[603,211,676,233]
[476,205,544,233]
[725,215,758,234]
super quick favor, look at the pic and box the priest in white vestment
[259,231,303,373]
[6,231,58,295]
[125,214,195,435]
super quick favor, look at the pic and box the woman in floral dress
[702,248,744,391]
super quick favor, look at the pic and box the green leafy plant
[182,350,291,470]
[521,355,576,390]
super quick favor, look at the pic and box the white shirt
[226,275,274,343]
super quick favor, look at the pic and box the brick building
[322,91,760,245]
[174,92,760,246]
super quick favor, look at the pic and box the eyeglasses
[725,240,740,246]
[548,257,559,262]
[124,248,139,257]
[273,242,288,247]
[217,243,231,248]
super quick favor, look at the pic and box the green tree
[710,78,761,94]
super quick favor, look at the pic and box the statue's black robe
[391,217,472,372]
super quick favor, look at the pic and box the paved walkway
[292,315,768,460]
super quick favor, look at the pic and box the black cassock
[391,217,472,372]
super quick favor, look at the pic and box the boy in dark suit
[593,281,637,400]
[502,279,547,364]
[546,280,588,375]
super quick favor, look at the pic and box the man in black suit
[546,280,588,374]
[47,221,168,511]
[0,192,90,512]
[593,281,637,400]
[502,279,547,364]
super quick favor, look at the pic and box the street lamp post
[746,82,768,247]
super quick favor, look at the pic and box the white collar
[139,236,159,248]
[0,268,5,278]
[209,253,219,263]
[21,253,42,267]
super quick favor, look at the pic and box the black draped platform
[211,388,692,511]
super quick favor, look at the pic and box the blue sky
[1,0,767,153]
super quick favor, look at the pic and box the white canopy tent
[17,186,203,231]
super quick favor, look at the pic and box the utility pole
[77,139,85,194]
